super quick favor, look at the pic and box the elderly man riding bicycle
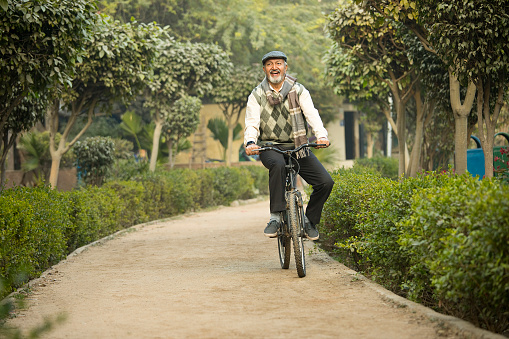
[244,50,334,241]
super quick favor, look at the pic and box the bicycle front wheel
[278,220,291,269]
[288,192,306,278]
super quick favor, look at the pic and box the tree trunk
[476,79,503,179]
[454,115,469,175]
[395,99,406,177]
[48,153,62,188]
[0,154,5,188]
[150,116,163,172]
[366,131,374,158]
[167,139,174,169]
[47,98,95,188]
[449,69,476,175]
[408,90,426,177]
[225,118,234,167]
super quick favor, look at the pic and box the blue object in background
[467,135,485,179]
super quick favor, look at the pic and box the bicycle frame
[257,143,323,277]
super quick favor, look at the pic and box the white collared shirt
[244,84,328,145]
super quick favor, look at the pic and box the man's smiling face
[263,58,287,85]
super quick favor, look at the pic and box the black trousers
[260,148,334,226]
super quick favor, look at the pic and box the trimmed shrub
[64,186,123,253]
[321,168,508,333]
[241,165,269,196]
[201,167,254,206]
[353,156,399,180]
[102,180,149,227]
[358,170,455,294]
[74,136,116,186]
[157,169,202,216]
[320,166,395,270]
[0,186,70,294]
[399,175,509,332]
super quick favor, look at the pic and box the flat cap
[262,51,287,65]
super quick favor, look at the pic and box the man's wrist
[245,141,255,147]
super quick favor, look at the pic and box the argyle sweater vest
[252,83,305,144]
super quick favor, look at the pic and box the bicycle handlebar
[257,143,328,155]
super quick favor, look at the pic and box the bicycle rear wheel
[288,192,306,277]
[277,218,291,269]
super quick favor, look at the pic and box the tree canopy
[0,0,96,185]
[356,0,509,176]
[47,15,161,187]
[144,38,232,171]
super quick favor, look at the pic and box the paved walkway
[7,200,502,338]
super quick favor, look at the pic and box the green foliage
[212,65,262,106]
[321,167,509,333]
[418,0,509,83]
[64,186,123,253]
[111,138,134,160]
[63,115,123,141]
[207,117,242,160]
[164,96,201,142]
[69,15,161,106]
[0,0,96,185]
[107,158,150,182]
[144,37,231,108]
[399,175,509,332]
[120,110,145,151]
[74,137,116,186]
[17,131,75,178]
[353,156,399,180]
[320,166,396,270]
[0,186,71,295]
[102,181,149,227]
[242,165,269,196]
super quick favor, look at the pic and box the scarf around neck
[261,75,310,158]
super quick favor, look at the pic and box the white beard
[268,72,284,84]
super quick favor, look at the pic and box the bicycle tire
[288,192,306,277]
[278,224,291,269]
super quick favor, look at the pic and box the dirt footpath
[7,199,502,338]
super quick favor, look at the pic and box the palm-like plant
[119,111,144,151]
[18,132,48,173]
[207,118,242,161]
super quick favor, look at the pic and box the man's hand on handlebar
[245,143,261,155]
[315,138,330,149]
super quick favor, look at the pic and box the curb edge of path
[311,249,506,339]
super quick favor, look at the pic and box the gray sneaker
[304,220,319,241]
[264,220,279,238]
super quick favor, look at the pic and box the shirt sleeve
[244,92,260,145]
[299,88,328,139]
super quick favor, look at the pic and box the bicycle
[257,142,326,278]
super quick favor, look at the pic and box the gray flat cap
[262,51,287,65]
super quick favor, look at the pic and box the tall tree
[46,15,160,187]
[325,47,392,158]
[144,39,231,172]
[163,96,202,168]
[357,0,509,177]
[327,4,419,176]
[0,0,96,186]
[419,0,509,178]
[212,65,262,166]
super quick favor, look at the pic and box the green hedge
[0,165,268,300]
[0,187,71,289]
[321,167,508,333]
[353,155,399,180]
